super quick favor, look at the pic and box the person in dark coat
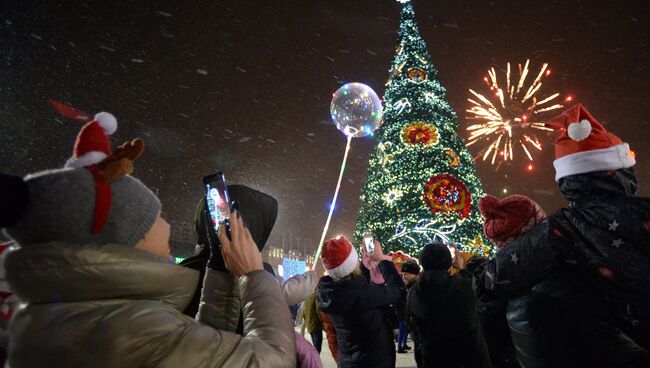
[180,185,278,318]
[396,261,419,354]
[473,104,650,365]
[464,255,519,368]
[317,236,405,368]
[407,243,492,368]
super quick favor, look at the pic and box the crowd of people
[0,102,648,368]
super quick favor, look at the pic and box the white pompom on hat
[546,104,635,181]
[65,112,117,168]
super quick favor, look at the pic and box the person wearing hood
[473,104,650,363]
[181,185,279,318]
[406,243,492,368]
[317,236,404,368]
[181,187,317,318]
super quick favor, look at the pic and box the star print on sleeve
[510,252,519,265]
[611,238,624,248]
[608,220,620,231]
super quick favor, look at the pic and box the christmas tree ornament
[406,67,427,80]
[423,174,472,219]
[401,121,439,146]
[393,97,412,114]
[445,148,460,167]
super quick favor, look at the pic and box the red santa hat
[546,104,635,181]
[479,194,547,248]
[65,112,118,168]
[321,236,359,279]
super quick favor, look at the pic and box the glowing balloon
[330,83,383,138]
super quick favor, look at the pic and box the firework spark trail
[465,59,566,168]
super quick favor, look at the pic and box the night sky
[1,0,648,256]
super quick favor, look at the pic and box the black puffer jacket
[317,260,404,368]
[407,270,492,368]
[474,168,650,344]
[506,274,648,368]
[181,185,278,317]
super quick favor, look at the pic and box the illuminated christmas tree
[354,0,493,256]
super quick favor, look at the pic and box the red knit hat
[65,112,118,169]
[479,194,547,247]
[321,236,359,279]
[546,103,635,181]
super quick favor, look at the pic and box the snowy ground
[299,328,418,368]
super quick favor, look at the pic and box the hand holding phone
[218,210,263,276]
[363,232,375,255]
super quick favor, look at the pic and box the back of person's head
[478,194,547,248]
[321,236,359,280]
[194,185,278,252]
[401,261,420,275]
[1,169,160,247]
[419,243,452,272]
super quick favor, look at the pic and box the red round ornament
[423,174,472,218]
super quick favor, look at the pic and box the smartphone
[363,231,375,254]
[202,172,231,236]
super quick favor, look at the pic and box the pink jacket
[295,332,323,368]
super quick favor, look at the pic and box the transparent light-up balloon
[330,83,383,138]
[313,83,383,269]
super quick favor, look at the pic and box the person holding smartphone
[0,165,296,367]
[317,235,405,368]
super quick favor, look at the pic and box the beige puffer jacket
[3,242,296,367]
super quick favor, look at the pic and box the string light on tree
[355,1,493,256]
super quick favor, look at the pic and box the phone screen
[363,232,375,254]
[203,173,230,233]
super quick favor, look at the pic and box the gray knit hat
[5,168,160,247]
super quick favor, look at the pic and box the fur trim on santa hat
[322,236,359,279]
[327,248,358,279]
[553,143,635,181]
[65,151,108,169]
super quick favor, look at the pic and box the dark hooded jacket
[407,270,492,368]
[181,185,278,317]
[474,169,650,360]
[317,260,404,368]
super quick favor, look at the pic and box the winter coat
[467,269,517,368]
[3,242,296,367]
[407,270,492,368]
[317,260,405,368]
[473,168,650,349]
[283,271,318,306]
[320,309,338,363]
[295,332,323,368]
[304,292,323,334]
[506,274,648,368]
[181,185,279,317]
